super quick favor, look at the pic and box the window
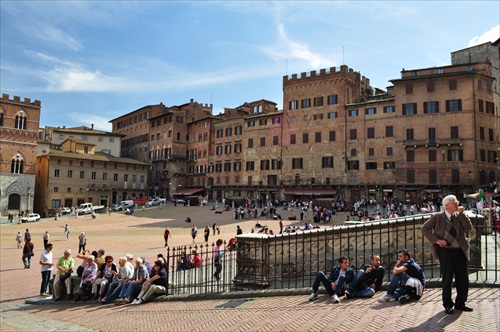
[215,163,222,173]
[313,96,323,107]
[351,149,357,157]
[315,132,321,143]
[140,175,144,183]
[216,129,223,138]
[67,170,73,178]
[224,162,231,172]
[113,173,118,181]
[109,137,114,143]
[54,169,60,177]
[449,79,457,90]
[428,150,437,162]
[386,126,393,137]
[225,145,231,154]
[80,171,85,179]
[235,126,242,135]
[384,106,395,113]
[428,128,436,143]
[446,100,462,112]
[447,150,463,161]
[427,81,435,93]
[92,172,96,180]
[429,169,437,184]
[272,117,281,124]
[289,100,298,110]
[478,99,484,112]
[303,133,309,144]
[260,160,270,170]
[248,138,253,148]
[268,175,277,185]
[271,159,282,170]
[480,149,486,162]
[424,101,439,113]
[216,146,222,155]
[348,161,359,170]
[407,169,415,183]
[81,135,88,141]
[292,158,303,169]
[313,114,323,120]
[327,112,338,119]
[450,126,459,139]
[349,129,357,140]
[407,150,415,162]
[327,95,338,105]
[273,136,279,145]
[259,119,267,126]
[67,187,72,193]
[291,117,297,123]
[246,161,254,171]
[486,101,494,114]
[57,159,62,165]
[322,156,334,168]
[366,162,377,170]
[290,134,296,144]
[479,127,485,140]
[260,137,266,147]
[124,174,128,181]
[234,143,242,153]
[451,169,460,184]
[403,103,417,115]
[54,187,59,193]
[365,107,376,115]
[489,128,494,141]
[406,128,414,140]
[405,84,413,94]
[247,120,255,127]
[329,130,336,142]
[367,127,375,139]
[368,148,374,156]
[234,162,241,171]
[225,127,232,137]
[387,147,393,156]
[176,116,183,123]
[301,98,310,108]
[349,109,359,117]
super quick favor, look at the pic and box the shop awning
[283,189,337,196]
[174,188,204,196]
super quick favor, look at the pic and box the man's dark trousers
[439,247,469,308]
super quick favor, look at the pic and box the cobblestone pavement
[1,205,499,331]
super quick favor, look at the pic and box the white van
[121,200,134,208]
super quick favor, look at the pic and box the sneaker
[344,290,352,299]
[398,294,410,304]
[132,299,143,305]
[309,292,318,301]
[378,292,393,302]
[332,294,340,303]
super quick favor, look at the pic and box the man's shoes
[445,307,454,314]
[344,289,352,299]
[398,294,410,304]
[455,305,473,312]
[54,297,60,302]
[309,292,318,301]
[132,299,143,305]
[378,291,395,302]
[332,294,340,303]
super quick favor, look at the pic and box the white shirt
[40,250,53,272]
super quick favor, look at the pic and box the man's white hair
[442,195,457,208]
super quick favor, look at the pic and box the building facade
[0,94,40,218]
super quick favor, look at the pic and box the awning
[283,189,337,196]
[174,188,204,196]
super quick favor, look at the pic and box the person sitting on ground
[101,255,134,304]
[176,250,191,271]
[115,257,149,305]
[75,255,98,302]
[142,257,152,275]
[53,249,75,301]
[95,249,106,269]
[309,256,354,303]
[132,260,168,305]
[91,255,117,300]
[157,253,167,268]
[344,254,385,299]
[378,249,426,304]
[191,250,202,268]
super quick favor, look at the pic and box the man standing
[61,224,70,240]
[421,194,475,314]
[379,249,425,304]
[344,254,385,299]
[163,227,171,248]
[24,229,31,241]
[300,207,305,223]
[309,256,354,303]
[279,219,284,234]
[39,243,54,296]
[16,232,23,249]
[191,225,197,244]
[22,238,35,268]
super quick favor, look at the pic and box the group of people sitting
[309,250,425,305]
[51,248,168,306]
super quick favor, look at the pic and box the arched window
[258,105,262,114]
[14,111,27,130]
[11,157,24,174]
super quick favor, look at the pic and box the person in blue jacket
[309,256,354,303]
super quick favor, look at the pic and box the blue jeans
[40,270,51,294]
[312,271,347,296]
[388,273,409,298]
[120,281,142,300]
[347,270,376,298]
[104,280,123,303]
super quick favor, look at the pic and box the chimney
[91,123,94,130]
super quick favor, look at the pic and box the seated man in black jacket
[344,254,385,299]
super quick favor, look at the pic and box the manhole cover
[214,298,254,309]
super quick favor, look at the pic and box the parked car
[147,198,160,206]
[173,199,186,204]
[21,213,41,223]
[112,204,124,211]
[60,207,71,215]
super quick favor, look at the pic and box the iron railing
[165,216,499,296]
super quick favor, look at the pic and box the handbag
[60,269,73,281]
[30,251,35,257]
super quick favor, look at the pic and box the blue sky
[1,1,499,131]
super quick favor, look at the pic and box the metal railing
[165,217,499,296]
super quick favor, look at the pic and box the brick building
[0,94,41,219]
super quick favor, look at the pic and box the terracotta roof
[47,150,149,165]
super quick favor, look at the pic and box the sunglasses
[107,260,113,263]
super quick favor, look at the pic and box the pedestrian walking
[236,225,242,236]
[43,231,50,248]
[279,219,284,234]
[78,232,87,253]
[61,224,70,240]
[163,227,171,248]
[212,223,217,235]
[191,225,197,244]
[22,239,34,269]
[204,225,210,242]
[39,243,54,296]
[16,232,23,249]
[24,228,31,241]
[213,239,224,281]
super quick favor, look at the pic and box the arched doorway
[8,193,21,210]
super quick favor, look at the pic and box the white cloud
[468,25,500,46]
[67,113,112,131]
[263,22,336,69]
